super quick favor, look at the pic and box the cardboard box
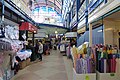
[26,58,30,66]
[19,60,26,69]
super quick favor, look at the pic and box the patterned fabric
[75,58,95,74]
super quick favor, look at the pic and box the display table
[16,49,32,61]
[73,68,96,80]
[16,50,32,69]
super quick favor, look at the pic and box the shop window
[92,25,104,45]
[72,0,77,18]
[0,27,5,38]
[4,10,11,18]
[78,0,86,19]
[89,0,93,4]
[77,31,89,47]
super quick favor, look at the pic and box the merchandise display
[71,42,96,74]
[1,0,120,80]
[16,49,32,61]
[94,44,119,73]
[72,42,96,80]
[0,25,25,80]
[93,44,120,80]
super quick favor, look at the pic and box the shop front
[19,22,38,61]
[19,22,38,46]
[103,10,120,49]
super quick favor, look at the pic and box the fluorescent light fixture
[97,30,102,32]
[20,19,24,22]
[105,28,113,31]
[46,35,48,38]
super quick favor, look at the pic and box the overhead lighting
[105,28,113,31]
[97,30,102,32]
[20,19,24,22]
[55,31,58,34]
[34,31,37,33]
[46,35,48,38]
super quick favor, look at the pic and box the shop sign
[19,22,37,33]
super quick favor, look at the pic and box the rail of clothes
[94,44,120,73]
[71,43,120,74]
[72,42,96,74]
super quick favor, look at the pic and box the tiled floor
[11,50,73,80]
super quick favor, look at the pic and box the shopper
[38,41,43,61]
[35,40,39,55]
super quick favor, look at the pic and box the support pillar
[89,23,92,47]
[32,33,34,46]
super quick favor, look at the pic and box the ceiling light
[55,31,58,34]
[105,28,113,31]
[34,31,37,33]
[20,20,24,22]
[97,30,102,32]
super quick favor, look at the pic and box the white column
[89,23,92,47]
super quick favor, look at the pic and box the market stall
[19,22,38,61]
[71,42,96,80]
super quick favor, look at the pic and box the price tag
[85,75,90,80]
[110,73,115,76]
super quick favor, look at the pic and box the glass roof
[34,0,62,14]
[31,6,63,26]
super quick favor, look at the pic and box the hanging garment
[76,59,82,74]
[101,58,104,73]
[104,59,107,73]
[111,58,116,73]
[89,58,95,73]
[81,58,87,74]
[60,44,66,52]
[87,47,92,58]
[66,46,71,58]
[87,58,90,73]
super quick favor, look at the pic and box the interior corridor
[11,50,73,80]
